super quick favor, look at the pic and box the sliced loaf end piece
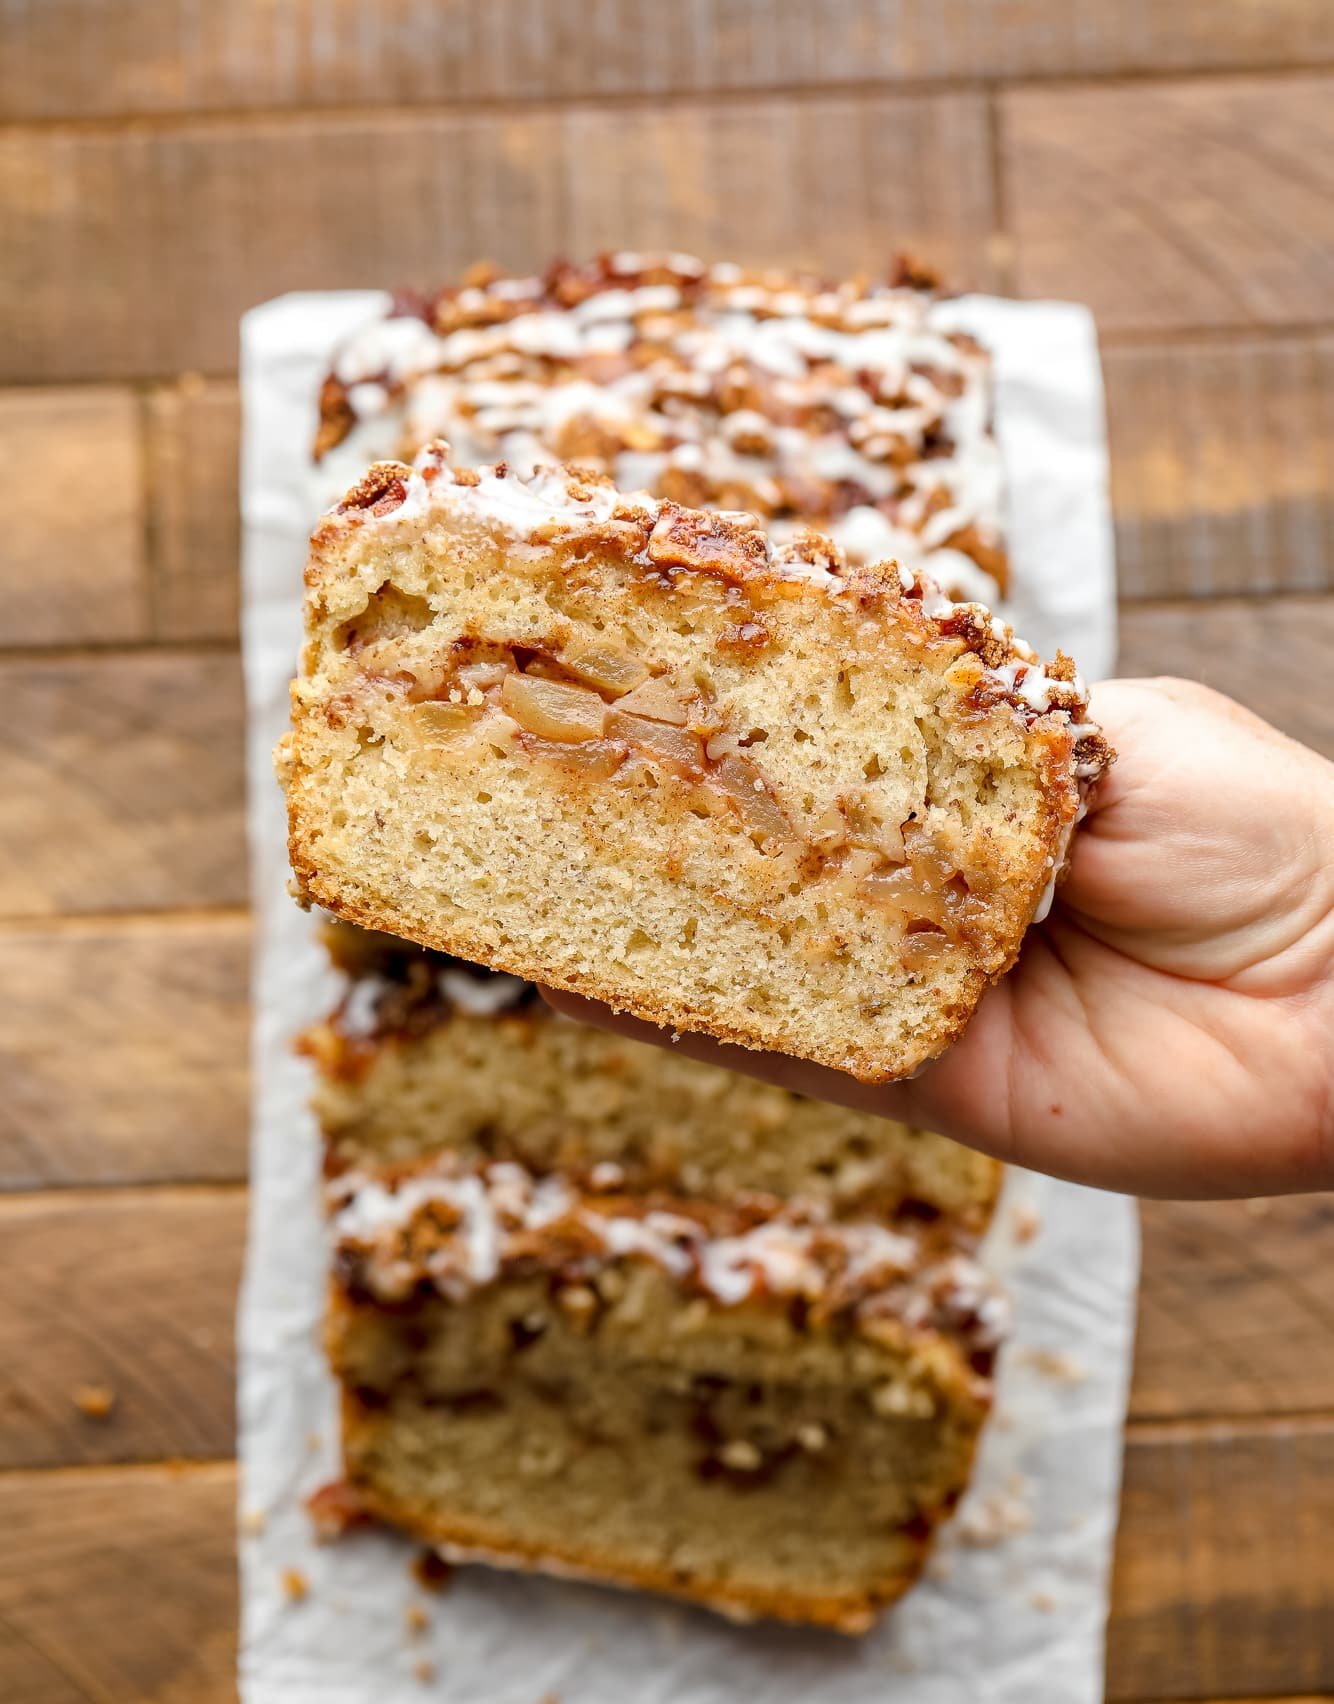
[282,443,1110,1082]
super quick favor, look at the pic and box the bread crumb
[405,1603,429,1636]
[1020,1346,1088,1384]
[956,1487,1032,1546]
[72,1384,116,1420]
[413,1659,437,1684]
[281,1567,309,1604]
[239,1508,267,1539]
[1010,1202,1042,1244]
[306,1479,373,1541]
[411,1549,455,1592]
[925,1553,953,1583]
[1030,1588,1057,1612]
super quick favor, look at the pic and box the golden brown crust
[289,872,991,1083]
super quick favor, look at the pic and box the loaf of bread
[315,252,1009,603]
[288,267,1039,1633]
[281,445,1110,1081]
[325,1155,1005,1632]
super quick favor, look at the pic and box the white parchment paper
[238,291,1136,1704]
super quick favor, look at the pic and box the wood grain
[0,1424,1328,1703]
[1116,596,1334,759]
[147,379,242,641]
[1004,76,1334,334]
[1106,334,1334,600]
[0,915,250,1188]
[0,1462,236,1704]
[0,650,247,918]
[4,0,1333,119]
[1108,1419,1334,1699]
[0,387,149,647]
[1133,1197,1334,1421]
[0,93,995,382]
[0,1189,244,1468]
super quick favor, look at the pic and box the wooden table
[2,6,1333,1699]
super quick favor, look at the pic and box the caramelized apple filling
[381,639,994,959]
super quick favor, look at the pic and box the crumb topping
[326,440,1110,823]
[328,1159,1009,1356]
[317,253,1007,602]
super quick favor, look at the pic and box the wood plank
[0,1462,236,1704]
[1106,335,1334,601]
[0,1424,1326,1702]
[1133,1197,1334,1421]
[0,1189,244,1469]
[147,379,242,642]
[0,650,247,918]
[1004,76,1334,334]
[3,0,1333,119]
[0,388,149,647]
[1116,596,1334,761]
[1108,1419,1334,1700]
[0,915,250,1188]
[0,93,995,382]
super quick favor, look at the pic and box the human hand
[545,679,1334,1198]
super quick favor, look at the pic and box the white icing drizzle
[337,975,390,1039]
[437,968,530,1016]
[328,1161,1006,1350]
[335,958,531,1039]
[1031,799,1088,925]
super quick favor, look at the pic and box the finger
[1061,680,1334,978]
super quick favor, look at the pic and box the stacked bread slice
[307,923,1006,1631]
